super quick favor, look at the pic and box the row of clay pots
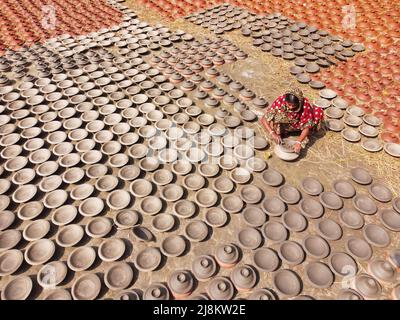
[0,0,123,53]
[137,1,400,141]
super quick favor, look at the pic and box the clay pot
[168,270,194,299]
[71,274,101,300]
[272,269,302,298]
[1,276,33,300]
[192,255,217,282]
[207,277,235,300]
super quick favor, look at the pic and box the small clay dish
[98,238,126,262]
[341,128,361,142]
[246,157,267,173]
[173,200,196,219]
[161,235,186,257]
[362,224,390,248]
[272,269,302,297]
[359,124,378,138]
[325,107,344,119]
[368,183,392,203]
[140,196,163,216]
[114,210,139,229]
[24,239,55,265]
[262,197,286,217]
[361,139,383,152]
[350,167,372,185]
[78,197,104,217]
[170,160,192,179]
[221,195,244,214]
[1,276,33,300]
[56,224,84,247]
[71,274,101,300]
[0,210,15,231]
[230,167,251,184]
[300,177,323,195]
[152,169,174,186]
[253,247,280,272]
[185,220,209,242]
[130,179,153,198]
[316,218,343,241]
[384,143,400,158]
[302,235,330,259]
[0,249,23,276]
[363,114,381,127]
[17,201,43,221]
[195,188,218,208]
[282,210,307,232]
[152,214,175,232]
[85,217,112,238]
[319,88,337,99]
[262,221,288,243]
[332,180,356,198]
[237,227,262,250]
[242,207,266,227]
[12,184,37,204]
[277,185,301,204]
[161,184,184,202]
[262,168,284,187]
[87,164,108,179]
[23,219,50,241]
[339,208,364,229]
[278,240,305,266]
[345,237,373,261]
[299,198,324,218]
[239,185,263,204]
[43,189,68,209]
[37,261,68,288]
[347,106,365,117]
[198,163,220,177]
[212,176,234,194]
[319,191,344,210]
[304,262,334,289]
[352,194,377,215]
[328,252,358,277]
[379,209,400,231]
[104,262,133,291]
[204,207,228,228]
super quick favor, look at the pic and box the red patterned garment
[262,95,324,131]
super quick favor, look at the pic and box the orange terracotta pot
[381,132,399,143]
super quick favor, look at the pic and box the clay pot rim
[85,217,113,238]
[160,235,186,257]
[345,237,373,261]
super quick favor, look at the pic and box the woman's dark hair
[285,93,301,110]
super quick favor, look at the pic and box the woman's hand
[271,132,282,144]
[294,141,302,153]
